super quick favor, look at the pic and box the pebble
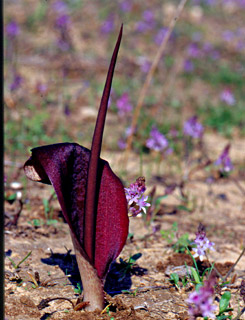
[10,181,23,190]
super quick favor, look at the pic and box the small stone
[10,182,23,190]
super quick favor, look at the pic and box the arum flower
[24,27,128,312]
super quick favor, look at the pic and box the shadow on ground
[41,251,148,295]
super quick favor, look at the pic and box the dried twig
[223,247,245,282]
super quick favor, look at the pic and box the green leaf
[5,193,17,202]
[170,273,179,286]
[177,205,191,212]
[191,267,201,284]
[219,291,231,314]
[155,195,168,206]
[129,253,142,263]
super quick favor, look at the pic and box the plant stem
[205,253,225,282]
[72,236,104,311]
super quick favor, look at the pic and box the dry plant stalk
[124,0,188,165]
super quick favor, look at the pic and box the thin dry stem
[223,247,245,282]
[124,0,188,166]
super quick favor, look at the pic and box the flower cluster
[125,177,150,216]
[215,144,233,173]
[186,272,217,319]
[183,116,204,139]
[146,126,169,152]
[192,224,215,261]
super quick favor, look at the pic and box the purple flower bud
[6,21,20,38]
[183,116,204,139]
[146,126,169,152]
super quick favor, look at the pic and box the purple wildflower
[54,14,72,52]
[154,27,168,45]
[118,138,126,150]
[101,15,115,34]
[116,92,133,117]
[183,59,194,72]
[6,21,20,38]
[9,74,23,92]
[52,0,69,14]
[187,43,202,58]
[192,224,215,261]
[146,126,169,152]
[118,126,135,150]
[220,89,236,106]
[142,10,155,23]
[187,272,217,319]
[119,0,132,12]
[136,10,155,33]
[55,14,71,28]
[125,177,150,216]
[183,116,204,139]
[35,82,48,94]
[222,30,234,42]
[140,59,151,73]
[215,144,233,172]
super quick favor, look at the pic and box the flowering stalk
[125,177,151,217]
[192,223,215,262]
[186,271,217,319]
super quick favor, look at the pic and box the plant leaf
[219,291,231,314]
